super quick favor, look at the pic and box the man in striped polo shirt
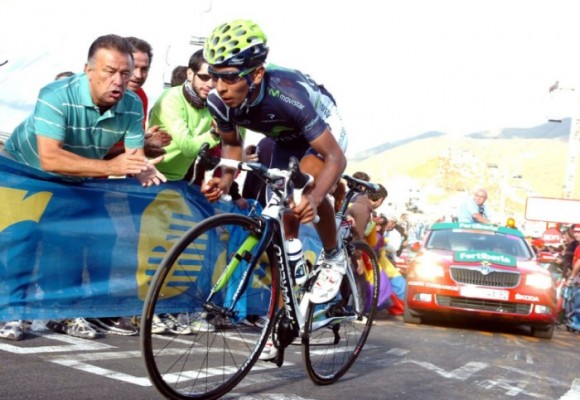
[0,34,166,342]
[3,34,166,186]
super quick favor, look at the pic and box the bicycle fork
[204,221,273,319]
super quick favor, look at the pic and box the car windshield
[426,229,534,259]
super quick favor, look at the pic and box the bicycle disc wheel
[141,213,278,400]
[302,240,379,385]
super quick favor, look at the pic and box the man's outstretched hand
[135,154,167,186]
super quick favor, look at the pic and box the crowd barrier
[0,155,321,321]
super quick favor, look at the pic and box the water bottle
[287,238,307,285]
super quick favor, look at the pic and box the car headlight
[525,274,553,290]
[414,256,445,279]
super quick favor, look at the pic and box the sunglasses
[195,73,211,82]
[207,66,257,84]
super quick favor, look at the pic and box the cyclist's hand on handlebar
[292,192,319,224]
[202,177,224,202]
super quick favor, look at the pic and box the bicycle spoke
[141,214,277,400]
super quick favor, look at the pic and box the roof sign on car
[431,222,524,237]
[454,250,517,267]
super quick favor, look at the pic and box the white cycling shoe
[309,247,347,304]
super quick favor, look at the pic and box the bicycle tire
[302,240,379,385]
[141,213,279,400]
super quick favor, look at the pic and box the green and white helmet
[204,19,269,68]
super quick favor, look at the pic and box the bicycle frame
[141,151,383,398]
[202,158,370,340]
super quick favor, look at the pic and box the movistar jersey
[207,64,340,151]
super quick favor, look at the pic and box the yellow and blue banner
[0,154,321,321]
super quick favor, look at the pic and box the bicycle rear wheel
[302,240,379,385]
[141,213,278,400]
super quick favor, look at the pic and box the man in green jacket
[148,49,220,181]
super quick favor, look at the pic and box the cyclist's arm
[219,127,244,188]
[202,127,244,201]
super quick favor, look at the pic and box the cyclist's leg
[299,154,338,250]
[299,107,348,303]
[299,152,348,304]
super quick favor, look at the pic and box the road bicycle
[140,146,381,400]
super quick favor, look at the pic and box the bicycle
[140,146,381,400]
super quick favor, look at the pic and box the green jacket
[148,85,218,181]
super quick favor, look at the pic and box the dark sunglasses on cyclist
[195,73,211,82]
[208,66,257,84]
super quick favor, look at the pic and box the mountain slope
[346,133,580,221]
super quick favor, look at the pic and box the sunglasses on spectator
[195,73,211,82]
[208,66,257,84]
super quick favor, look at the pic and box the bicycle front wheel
[302,240,379,385]
[141,213,278,400]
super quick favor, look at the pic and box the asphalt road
[1,310,579,400]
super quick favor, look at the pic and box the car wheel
[403,293,421,324]
[531,324,554,339]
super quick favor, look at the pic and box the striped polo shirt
[4,73,145,173]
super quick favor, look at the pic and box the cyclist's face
[209,65,262,108]
[86,48,133,108]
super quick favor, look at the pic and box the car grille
[436,295,531,315]
[450,267,520,288]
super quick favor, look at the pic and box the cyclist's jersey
[207,64,347,153]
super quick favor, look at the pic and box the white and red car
[404,222,557,339]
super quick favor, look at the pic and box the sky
[1,0,580,156]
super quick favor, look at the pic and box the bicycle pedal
[304,269,320,291]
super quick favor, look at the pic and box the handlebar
[195,143,380,224]
[342,174,381,193]
[195,143,313,191]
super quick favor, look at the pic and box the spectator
[456,188,492,223]
[345,172,387,242]
[331,178,346,213]
[104,36,171,161]
[148,49,220,181]
[54,71,74,80]
[372,213,388,257]
[3,33,165,181]
[0,34,166,342]
[383,213,405,265]
[170,65,188,87]
[564,225,580,285]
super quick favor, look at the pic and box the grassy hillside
[346,135,580,222]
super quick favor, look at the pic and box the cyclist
[201,19,348,306]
